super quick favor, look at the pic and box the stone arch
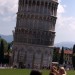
[18,47,25,59]
[18,47,26,68]
[34,48,42,68]
[26,47,34,68]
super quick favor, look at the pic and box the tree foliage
[0,38,8,52]
[0,39,4,64]
[52,47,60,62]
[0,38,12,64]
[72,44,75,70]
[6,43,11,64]
[59,47,64,65]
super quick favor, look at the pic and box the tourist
[59,67,67,75]
[50,66,67,75]
[30,70,42,75]
[50,66,58,75]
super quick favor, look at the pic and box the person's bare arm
[53,69,59,75]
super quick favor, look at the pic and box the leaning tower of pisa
[12,0,58,68]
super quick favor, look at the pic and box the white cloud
[0,0,18,35]
[57,4,66,14]
[55,1,75,43]
[57,0,65,14]
[0,0,18,22]
[0,0,18,15]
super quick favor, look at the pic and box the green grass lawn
[0,69,75,75]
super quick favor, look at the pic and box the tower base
[12,43,54,69]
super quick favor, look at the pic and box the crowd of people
[30,66,67,75]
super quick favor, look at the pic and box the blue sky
[0,0,75,43]
[61,0,75,17]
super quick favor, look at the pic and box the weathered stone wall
[13,43,53,68]
[12,0,58,68]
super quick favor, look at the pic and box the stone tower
[12,0,58,68]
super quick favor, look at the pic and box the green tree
[4,42,12,64]
[52,47,60,62]
[0,38,8,52]
[72,45,75,70]
[0,39,4,64]
[7,43,11,64]
[59,47,64,65]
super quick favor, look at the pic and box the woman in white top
[59,67,67,75]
